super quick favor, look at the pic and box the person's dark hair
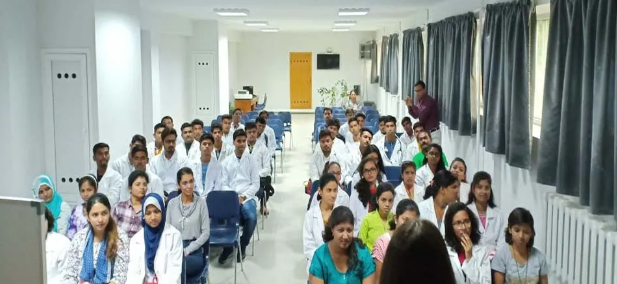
[322,206,366,279]
[161,127,177,141]
[323,107,332,114]
[130,144,148,158]
[92,143,109,155]
[128,170,150,189]
[412,122,424,130]
[383,115,397,125]
[78,174,98,192]
[160,116,173,123]
[318,129,332,140]
[86,193,120,260]
[259,110,269,118]
[450,157,467,182]
[444,202,481,252]
[176,167,194,186]
[131,134,147,146]
[414,80,426,89]
[348,117,358,125]
[154,122,166,133]
[360,127,373,137]
[378,116,387,123]
[317,169,339,202]
[181,122,192,131]
[345,108,355,115]
[244,122,257,130]
[355,157,383,207]
[45,208,54,233]
[401,117,411,125]
[355,113,366,120]
[233,129,247,141]
[326,118,340,129]
[505,207,536,248]
[380,220,456,284]
[221,114,232,122]
[389,199,420,230]
[370,182,395,212]
[200,133,214,144]
[422,143,446,172]
[466,171,497,208]
[418,129,432,139]
[401,161,416,176]
[191,119,204,128]
[423,170,459,200]
[233,108,243,115]
[255,117,267,125]
[361,144,386,175]
[321,161,342,177]
[211,123,223,133]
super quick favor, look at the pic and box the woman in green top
[358,183,395,251]
[309,206,375,284]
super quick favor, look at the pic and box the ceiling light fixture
[334,20,357,27]
[261,28,279,33]
[332,28,350,32]
[338,8,370,16]
[244,21,269,27]
[214,9,249,17]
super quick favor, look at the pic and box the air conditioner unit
[359,43,372,59]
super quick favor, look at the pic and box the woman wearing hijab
[33,174,71,235]
[127,193,183,284]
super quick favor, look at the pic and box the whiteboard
[0,197,47,283]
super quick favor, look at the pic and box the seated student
[358,183,395,251]
[188,133,222,198]
[220,114,234,146]
[91,142,124,208]
[403,128,429,162]
[392,162,420,210]
[350,145,388,190]
[44,208,71,284]
[32,174,71,235]
[210,123,235,163]
[303,174,338,276]
[111,135,147,179]
[415,143,448,194]
[309,206,375,284]
[492,208,548,284]
[67,174,98,240]
[379,220,457,284]
[231,108,245,133]
[410,132,449,169]
[219,129,259,263]
[161,115,184,146]
[450,158,470,203]
[339,109,355,138]
[322,107,333,121]
[374,115,406,166]
[418,170,460,236]
[245,122,273,215]
[444,202,491,284]
[349,157,384,237]
[399,117,415,146]
[166,168,210,280]
[372,116,388,143]
[348,128,373,173]
[177,122,201,161]
[191,119,204,141]
[126,193,183,284]
[372,199,420,284]
[309,129,347,183]
[255,117,276,158]
[343,90,362,111]
[466,172,506,256]
[63,193,129,284]
[258,111,278,151]
[147,123,166,159]
[150,128,190,195]
[344,116,361,148]
[308,161,350,209]
[113,171,149,239]
[120,145,165,203]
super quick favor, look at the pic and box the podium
[235,95,258,113]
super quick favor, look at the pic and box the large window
[533,18,550,130]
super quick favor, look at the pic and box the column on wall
[187,20,221,122]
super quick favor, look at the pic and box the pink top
[371,232,392,263]
[479,215,487,228]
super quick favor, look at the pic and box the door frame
[41,49,95,179]
[289,52,313,109]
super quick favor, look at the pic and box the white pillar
[188,20,221,118]
[218,25,230,114]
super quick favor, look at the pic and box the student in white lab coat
[149,128,191,195]
[303,174,339,275]
[374,115,406,166]
[256,116,276,157]
[308,161,350,209]
[348,127,374,175]
[191,119,204,141]
[210,123,235,163]
[398,117,416,146]
[372,116,388,143]
[350,144,388,190]
[309,129,347,182]
[111,134,147,179]
[147,123,166,159]
[91,142,124,208]
[119,145,165,203]
[418,170,460,236]
[450,158,470,203]
[393,162,422,211]
[245,122,273,215]
[349,157,384,236]
[415,143,448,198]
[189,133,222,198]
[126,193,183,284]
[326,118,350,157]
[44,208,70,284]
[176,122,201,161]
[339,108,355,138]
[220,114,235,146]
[344,116,362,149]
[444,202,491,284]
[231,108,245,133]
[161,115,184,146]
[466,171,506,255]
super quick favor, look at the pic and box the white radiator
[545,193,617,284]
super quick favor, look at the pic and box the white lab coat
[231,123,244,133]
[308,186,350,210]
[309,148,348,182]
[126,224,183,284]
[220,150,260,204]
[374,137,406,166]
[91,167,123,208]
[459,182,471,204]
[119,168,165,203]
[192,158,223,198]
[403,141,421,162]
[222,132,234,147]
[399,132,415,146]
[149,150,190,195]
[344,132,356,146]
[176,140,200,161]
[46,232,70,284]
[146,141,162,160]
[392,182,423,212]
[448,245,492,284]
[248,141,271,177]
[212,143,235,164]
[303,201,326,275]
[339,122,350,137]
[333,137,350,157]
[349,180,381,237]
[418,196,449,237]
[259,126,276,156]
[346,142,362,174]
[468,202,507,253]
[415,164,434,199]
[110,152,134,179]
[373,132,385,144]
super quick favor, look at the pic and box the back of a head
[380,220,456,284]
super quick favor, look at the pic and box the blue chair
[269,121,285,170]
[216,115,223,122]
[384,166,402,186]
[332,106,344,112]
[203,126,211,134]
[312,122,326,147]
[210,119,219,128]
[307,181,321,210]
[206,191,243,284]
[241,114,249,122]
[247,112,259,121]
[255,94,267,111]
[278,111,293,148]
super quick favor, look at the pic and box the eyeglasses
[452,219,472,229]
[363,167,378,175]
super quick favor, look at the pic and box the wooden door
[289,52,312,109]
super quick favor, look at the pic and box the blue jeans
[239,199,257,249]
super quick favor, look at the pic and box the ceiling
[141,0,446,32]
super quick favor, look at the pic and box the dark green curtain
[402,28,424,100]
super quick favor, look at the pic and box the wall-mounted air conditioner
[359,43,372,59]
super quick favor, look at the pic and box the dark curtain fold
[481,0,531,169]
[402,28,424,100]
[388,33,400,95]
[537,0,617,218]
[426,13,476,135]
[380,36,389,89]
[370,41,379,84]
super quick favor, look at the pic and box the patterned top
[112,200,143,239]
[371,232,392,263]
[67,204,89,240]
[63,227,129,283]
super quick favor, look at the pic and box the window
[474,17,484,118]
[533,18,550,129]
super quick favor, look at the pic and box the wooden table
[234,96,258,113]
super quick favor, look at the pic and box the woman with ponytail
[309,206,375,284]
[418,170,460,236]
[63,193,130,284]
[67,174,98,239]
[349,157,383,237]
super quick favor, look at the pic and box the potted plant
[317,79,350,107]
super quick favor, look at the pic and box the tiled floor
[207,113,314,284]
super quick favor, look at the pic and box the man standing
[147,123,166,159]
[91,143,123,208]
[111,134,147,179]
[405,80,440,144]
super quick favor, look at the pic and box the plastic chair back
[203,126,211,134]
[384,166,401,184]
[210,119,219,128]
[206,191,240,227]
[278,112,292,125]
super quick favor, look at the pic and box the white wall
[187,20,220,120]
[237,31,375,111]
[228,41,240,105]
[157,34,189,124]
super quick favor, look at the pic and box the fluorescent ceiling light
[214,9,249,17]
[334,21,356,27]
[261,28,279,33]
[332,28,350,32]
[338,8,369,16]
[244,21,268,27]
